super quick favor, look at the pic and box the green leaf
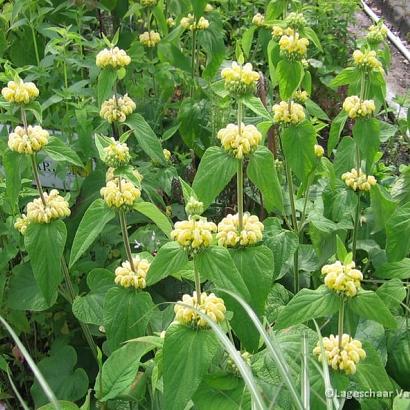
[7,263,57,311]
[72,269,114,325]
[330,67,360,88]
[242,95,272,120]
[163,325,219,410]
[133,201,172,237]
[25,220,66,305]
[375,258,410,279]
[242,26,256,58]
[336,235,348,262]
[157,42,191,73]
[386,202,410,262]
[275,286,340,330]
[349,290,396,328]
[333,137,356,177]
[305,99,329,121]
[69,199,115,268]
[98,69,116,106]
[94,133,113,161]
[97,342,155,401]
[281,121,316,183]
[38,401,80,410]
[352,118,381,172]
[301,26,322,52]
[44,136,83,167]
[247,146,283,212]
[276,59,303,100]
[125,113,165,164]
[31,345,88,408]
[192,147,237,209]
[370,184,397,233]
[191,0,207,17]
[104,288,154,351]
[146,242,188,286]
[376,279,406,310]
[327,111,348,155]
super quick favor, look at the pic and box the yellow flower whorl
[321,260,363,297]
[1,80,39,104]
[139,31,161,47]
[100,94,136,123]
[100,178,141,209]
[180,14,209,31]
[174,291,226,328]
[252,13,265,27]
[352,49,384,72]
[185,197,204,216]
[367,23,388,43]
[313,334,366,375]
[342,96,375,119]
[217,212,264,247]
[114,255,150,289]
[279,32,309,60]
[221,62,260,96]
[103,138,130,167]
[292,90,309,104]
[170,216,216,250]
[341,168,377,192]
[285,12,306,29]
[14,214,30,235]
[8,125,49,154]
[217,123,262,159]
[96,47,131,69]
[141,0,157,7]
[272,101,305,125]
[26,190,71,224]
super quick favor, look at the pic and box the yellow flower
[8,125,49,154]
[100,94,136,123]
[14,214,30,235]
[285,12,306,29]
[174,291,226,328]
[166,17,176,27]
[180,14,209,31]
[314,144,324,157]
[100,178,141,209]
[221,62,260,96]
[103,138,130,167]
[252,13,265,27]
[96,47,131,68]
[185,197,204,216]
[292,90,309,104]
[313,334,366,375]
[1,79,39,104]
[141,0,157,6]
[114,255,150,289]
[26,190,71,224]
[341,168,377,192]
[367,23,388,43]
[205,3,214,12]
[272,101,305,125]
[171,216,216,250]
[321,260,363,297]
[217,123,261,159]
[352,49,384,72]
[342,96,375,119]
[139,31,161,47]
[272,26,294,40]
[217,212,264,247]
[163,148,171,161]
[279,32,309,60]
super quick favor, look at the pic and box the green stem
[30,24,40,65]
[190,29,197,96]
[298,176,312,233]
[119,210,135,272]
[30,154,46,206]
[338,297,345,350]
[193,257,201,305]
[237,159,244,231]
[352,192,361,260]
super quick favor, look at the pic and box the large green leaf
[242,95,272,120]
[352,118,380,173]
[38,401,80,410]
[125,113,165,164]
[348,290,396,328]
[103,287,154,351]
[97,342,155,401]
[370,184,397,233]
[247,146,283,212]
[329,67,360,88]
[69,199,116,268]
[192,147,237,209]
[44,136,83,167]
[157,42,191,73]
[281,120,316,183]
[276,59,303,100]
[146,242,189,285]
[333,136,356,177]
[375,258,410,279]
[31,345,89,408]
[134,201,172,237]
[72,268,114,325]
[327,111,348,155]
[376,279,406,310]
[97,69,116,106]
[275,286,340,329]
[25,220,66,305]
[386,202,410,262]
[163,325,219,410]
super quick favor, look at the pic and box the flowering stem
[338,297,345,350]
[30,23,40,66]
[30,154,47,207]
[190,29,197,96]
[352,192,361,260]
[237,99,244,230]
[118,210,135,272]
[193,257,201,305]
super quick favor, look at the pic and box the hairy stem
[30,154,46,206]
[30,24,40,66]
[190,29,197,96]
[338,297,345,350]
[119,210,135,272]
[237,99,244,230]
[352,192,361,260]
[193,257,201,305]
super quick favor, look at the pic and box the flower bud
[185,197,204,216]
